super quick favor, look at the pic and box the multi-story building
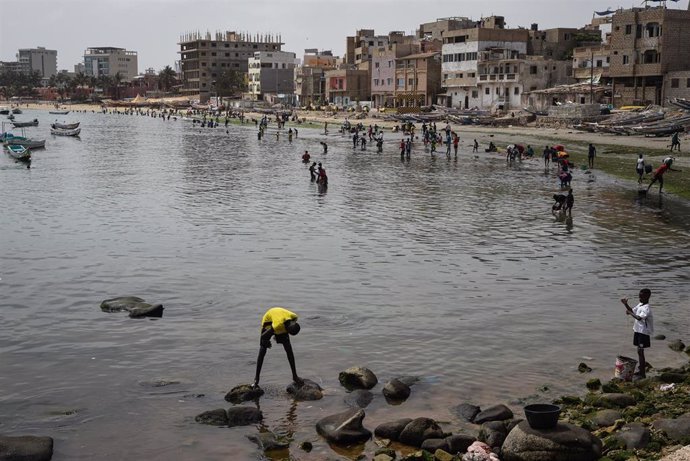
[573,44,611,84]
[417,17,477,41]
[247,50,297,102]
[371,43,418,108]
[609,5,690,107]
[324,69,370,107]
[84,47,138,81]
[0,61,24,74]
[295,50,339,106]
[17,47,57,80]
[394,52,442,108]
[178,31,282,102]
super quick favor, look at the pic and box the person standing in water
[252,307,303,388]
[588,143,596,169]
[647,158,681,194]
[309,162,317,182]
[620,289,653,379]
[636,154,645,184]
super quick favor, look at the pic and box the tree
[158,65,177,92]
[215,70,246,97]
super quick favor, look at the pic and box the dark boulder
[585,393,636,409]
[0,435,53,461]
[195,408,228,426]
[344,389,374,408]
[420,438,449,452]
[225,384,264,404]
[374,418,413,441]
[338,367,378,390]
[474,404,514,424]
[129,303,164,318]
[100,296,164,318]
[615,422,650,449]
[652,413,690,442]
[453,403,481,422]
[316,409,372,444]
[502,421,602,461]
[382,379,411,403]
[592,409,622,428]
[479,420,509,450]
[398,417,444,447]
[226,406,263,427]
[668,339,686,352]
[286,379,323,401]
[446,434,477,454]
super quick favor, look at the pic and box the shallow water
[1,110,689,460]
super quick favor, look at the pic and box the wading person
[636,154,645,184]
[252,307,303,388]
[620,289,653,378]
[647,158,681,194]
[588,143,596,169]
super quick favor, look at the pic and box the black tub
[524,404,561,429]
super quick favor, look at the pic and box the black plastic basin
[524,404,561,429]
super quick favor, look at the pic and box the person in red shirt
[453,134,460,158]
[647,158,681,193]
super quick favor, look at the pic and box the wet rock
[139,378,180,387]
[479,421,509,450]
[686,345,690,356]
[420,438,449,452]
[453,403,481,422]
[447,434,478,454]
[585,393,636,408]
[226,406,263,427]
[345,389,374,408]
[668,339,686,352]
[195,408,228,426]
[658,372,687,384]
[247,431,290,451]
[592,409,622,428]
[383,379,411,403]
[374,454,395,461]
[338,367,378,390]
[652,413,690,442]
[316,408,372,444]
[400,451,427,461]
[434,449,455,461]
[398,417,444,447]
[396,376,421,387]
[474,404,514,424]
[585,378,601,391]
[286,379,323,401]
[100,296,164,318]
[615,422,650,449]
[225,384,264,403]
[654,334,666,340]
[578,362,592,373]
[299,441,312,452]
[375,418,413,441]
[0,435,53,461]
[502,421,602,461]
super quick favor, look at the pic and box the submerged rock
[226,406,263,427]
[338,367,378,390]
[247,431,290,451]
[382,379,411,403]
[0,435,53,461]
[344,389,374,408]
[100,296,164,318]
[453,403,481,423]
[398,417,444,447]
[668,339,686,352]
[225,384,264,403]
[286,379,323,401]
[195,408,228,426]
[316,409,372,444]
[502,421,602,461]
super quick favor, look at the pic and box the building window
[496,88,500,95]
[374,79,379,86]
[225,44,229,48]
[472,90,478,98]
[211,42,216,47]
[596,60,603,67]
[485,88,490,95]
[201,52,206,56]
[211,52,216,56]
[687,78,690,87]
[530,66,537,74]
[671,78,679,88]
[514,87,519,95]
[387,78,392,85]
[375,62,379,68]
[625,25,632,35]
[623,55,629,64]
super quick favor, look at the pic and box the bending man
[252,307,303,388]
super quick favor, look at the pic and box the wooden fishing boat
[11,108,22,114]
[5,144,31,162]
[52,121,79,130]
[49,110,70,115]
[51,127,81,136]
[12,119,39,128]
[0,107,9,115]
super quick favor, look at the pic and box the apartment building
[295,50,339,106]
[324,69,370,107]
[573,44,611,83]
[84,47,138,82]
[17,47,57,79]
[417,17,477,41]
[247,51,297,101]
[178,31,282,102]
[394,52,442,109]
[609,6,690,106]
[371,43,418,108]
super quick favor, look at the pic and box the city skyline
[1,0,688,73]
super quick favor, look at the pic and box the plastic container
[524,404,561,430]
[614,355,637,382]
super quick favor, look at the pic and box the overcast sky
[1,0,687,73]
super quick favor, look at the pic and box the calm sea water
[1,110,689,460]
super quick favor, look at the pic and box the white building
[17,47,57,79]
[84,47,138,81]
[247,51,297,101]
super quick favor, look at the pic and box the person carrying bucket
[620,289,654,379]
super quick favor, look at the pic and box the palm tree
[158,65,177,93]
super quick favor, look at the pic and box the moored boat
[11,108,22,114]
[5,144,31,162]
[12,119,39,128]
[51,127,81,136]
[49,110,70,115]
[0,107,9,115]
[52,121,79,130]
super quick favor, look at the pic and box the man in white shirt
[621,289,653,378]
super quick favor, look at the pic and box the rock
[585,393,636,408]
[421,438,450,452]
[225,384,264,404]
[453,403,481,423]
[396,376,421,387]
[615,422,650,449]
[226,406,263,427]
[344,389,374,408]
[479,421,509,450]
[585,379,601,391]
[374,447,397,458]
[668,339,686,352]
[398,417,444,447]
[299,441,313,452]
[434,449,455,461]
[502,421,602,461]
[374,454,395,461]
[446,434,477,454]
[652,414,690,442]
[338,367,378,390]
[383,379,411,403]
[654,334,666,340]
[100,296,164,318]
[592,409,622,428]
[474,404,514,424]
[286,379,323,401]
[128,303,164,318]
[577,362,592,373]
[658,372,687,384]
[195,408,228,426]
[0,435,53,461]
[316,409,372,444]
[601,381,621,393]
[375,418,413,441]
[686,346,690,356]
[247,431,290,451]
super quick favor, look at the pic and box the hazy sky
[1,0,688,72]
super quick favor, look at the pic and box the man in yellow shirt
[252,307,302,388]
